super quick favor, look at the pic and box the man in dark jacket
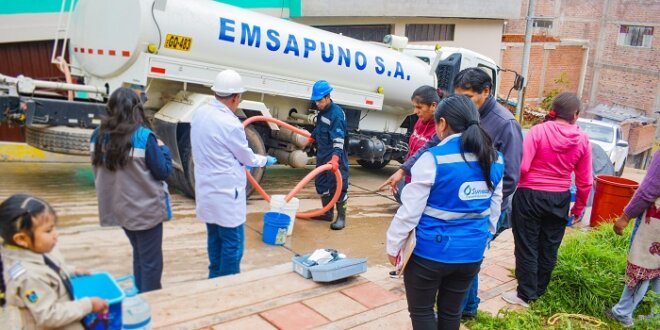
[381,68,523,318]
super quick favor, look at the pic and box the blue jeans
[460,275,480,314]
[461,207,512,313]
[611,278,659,323]
[206,223,244,278]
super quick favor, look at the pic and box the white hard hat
[211,69,247,95]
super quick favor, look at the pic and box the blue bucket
[263,211,291,245]
[71,272,125,330]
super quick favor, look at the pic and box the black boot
[312,194,334,221]
[331,200,347,230]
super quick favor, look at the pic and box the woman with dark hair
[386,95,504,330]
[380,85,443,202]
[91,87,173,293]
[502,92,592,307]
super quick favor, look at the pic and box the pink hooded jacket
[519,121,593,216]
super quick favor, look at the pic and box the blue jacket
[414,136,504,263]
[312,101,347,160]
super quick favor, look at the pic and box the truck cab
[403,44,499,96]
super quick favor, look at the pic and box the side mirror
[616,140,629,147]
[513,75,525,90]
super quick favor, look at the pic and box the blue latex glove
[266,156,277,167]
[567,213,583,227]
[246,165,253,171]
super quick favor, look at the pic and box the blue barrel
[262,212,291,245]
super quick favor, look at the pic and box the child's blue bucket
[72,272,125,330]
[262,211,291,245]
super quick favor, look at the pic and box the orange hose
[243,116,343,219]
[286,164,342,219]
[243,116,311,138]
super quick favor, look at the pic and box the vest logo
[459,181,492,201]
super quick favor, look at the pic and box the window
[315,25,391,42]
[618,25,654,48]
[405,24,455,41]
[533,19,553,29]
[576,121,615,143]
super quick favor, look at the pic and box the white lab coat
[191,99,267,227]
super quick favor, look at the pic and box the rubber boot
[331,200,347,230]
[311,194,334,221]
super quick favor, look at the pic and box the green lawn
[466,224,658,329]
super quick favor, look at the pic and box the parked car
[576,118,629,176]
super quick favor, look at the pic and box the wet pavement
[0,161,648,329]
[0,162,401,285]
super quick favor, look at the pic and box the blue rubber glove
[246,165,253,171]
[265,156,277,167]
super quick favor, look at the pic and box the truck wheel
[177,125,266,199]
[245,125,266,197]
[615,158,626,177]
[176,144,196,198]
[25,125,93,155]
[357,159,390,169]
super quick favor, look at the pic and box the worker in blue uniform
[306,80,349,230]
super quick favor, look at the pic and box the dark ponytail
[434,95,498,191]
[0,194,55,306]
[547,92,581,122]
[411,85,443,105]
[92,87,152,171]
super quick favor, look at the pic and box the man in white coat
[191,69,277,278]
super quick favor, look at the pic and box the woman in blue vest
[387,95,504,330]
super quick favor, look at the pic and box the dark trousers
[123,223,163,293]
[511,188,570,302]
[404,255,481,330]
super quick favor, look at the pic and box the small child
[0,193,107,329]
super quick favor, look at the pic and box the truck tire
[25,125,93,155]
[244,125,266,197]
[357,159,390,169]
[177,125,266,199]
[615,158,626,177]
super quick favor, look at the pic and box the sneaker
[604,308,634,328]
[389,270,398,278]
[501,292,529,308]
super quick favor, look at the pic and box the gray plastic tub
[292,254,367,282]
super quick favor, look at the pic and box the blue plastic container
[71,272,125,330]
[262,211,290,245]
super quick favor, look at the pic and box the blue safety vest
[413,136,504,263]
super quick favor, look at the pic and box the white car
[576,118,629,176]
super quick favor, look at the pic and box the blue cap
[310,80,333,101]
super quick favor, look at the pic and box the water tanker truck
[0,0,500,197]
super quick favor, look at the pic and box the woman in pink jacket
[502,93,593,307]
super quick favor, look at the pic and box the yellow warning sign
[165,34,192,51]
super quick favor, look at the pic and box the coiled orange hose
[243,116,343,219]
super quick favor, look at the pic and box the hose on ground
[242,115,343,219]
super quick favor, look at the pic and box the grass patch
[466,225,659,329]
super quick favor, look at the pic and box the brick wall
[499,43,584,105]
[500,0,660,117]
[596,67,660,111]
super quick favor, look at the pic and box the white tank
[69,0,435,112]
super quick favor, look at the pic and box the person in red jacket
[379,86,443,202]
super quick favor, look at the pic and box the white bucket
[270,195,300,236]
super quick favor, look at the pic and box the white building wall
[294,17,504,64]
